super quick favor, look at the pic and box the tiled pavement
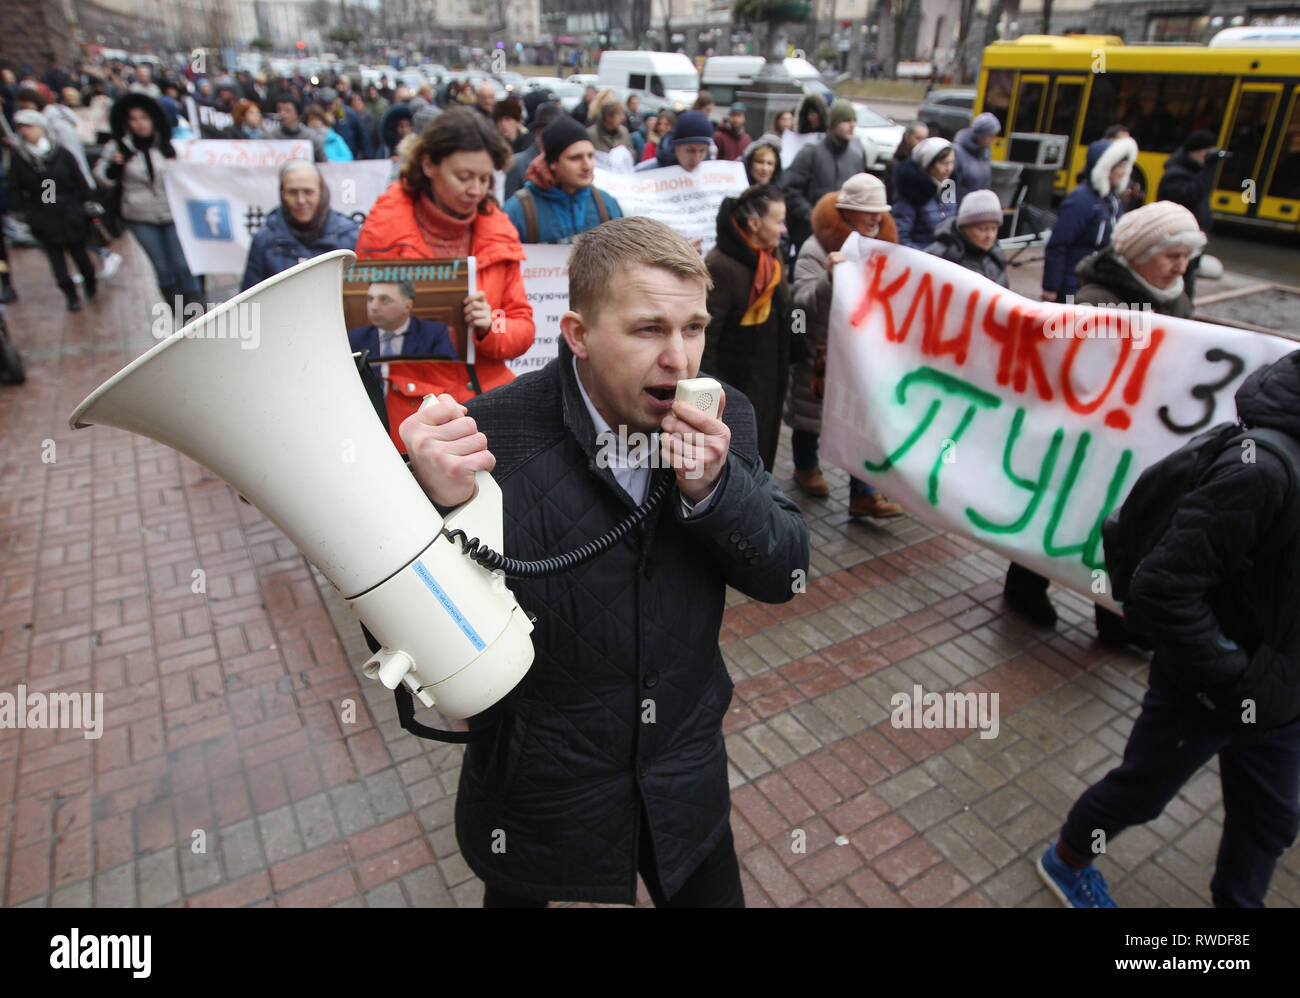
[2,237,1299,909]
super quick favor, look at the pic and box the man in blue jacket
[503,114,623,244]
[346,280,458,361]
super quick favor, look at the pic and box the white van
[597,51,699,113]
[700,55,835,119]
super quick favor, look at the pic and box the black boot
[1095,606,1152,651]
[0,273,15,304]
[161,285,183,329]
[1003,562,1058,627]
[64,286,82,312]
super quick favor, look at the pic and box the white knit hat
[957,189,1002,227]
[1110,201,1206,264]
[837,173,890,213]
[13,109,46,130]
[911,136,953,171]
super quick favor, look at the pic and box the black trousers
[1061,675,1300,907]
[1005,561,1125,632]
[483,808,745,908]
[41,240,95,297]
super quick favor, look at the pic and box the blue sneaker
[1037,842,1118,907]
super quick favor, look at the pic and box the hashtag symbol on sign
[245,205,266,236]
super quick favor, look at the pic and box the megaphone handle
[393,686,493,744]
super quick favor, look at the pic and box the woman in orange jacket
[355,107,535,399]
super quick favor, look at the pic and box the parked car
[918,88,976,139]
[854,103,904,168]
[524,77,585,114]
[492,72,528,95]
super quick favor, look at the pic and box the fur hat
[1110,201,1206,264]
[1089,136,1138,197]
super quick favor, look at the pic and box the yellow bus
[973,34,1300,232]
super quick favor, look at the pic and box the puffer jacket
[779,132,870,250]
[925,216,1009,288]
[1124,349,1300,730]
[354,181,535,398]
[239,206,360,291]
[951,126,992,204]
[1073,246,1192,319]
[455,338,810,903]
[1042,137,1136,297]
[502,179,624,244]
[703,197,792,471]
[8,144,92,245]
[93,92,179,226]
[892,157,955,249]
[785,193,899,434]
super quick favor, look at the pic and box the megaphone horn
[69,250,533,720]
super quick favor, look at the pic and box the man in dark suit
[347,280,459,362]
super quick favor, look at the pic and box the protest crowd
[4,47,1299,914]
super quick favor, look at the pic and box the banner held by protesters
[820,239,1296,610]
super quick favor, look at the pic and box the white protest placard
[781,130,822,169]
[164,160,392,275]
[594,161,748,255]
[820,239,1296,611]
[508,244,571,376]
[173,139,312,166]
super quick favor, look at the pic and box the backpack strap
[590,186,610,223]
[515,187,539,244]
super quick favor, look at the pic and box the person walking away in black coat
[401,216,810,906]
[1156,129,1221,304]
[7,110,96,311]
[1039,345,1300,908]
[703,184,791,472]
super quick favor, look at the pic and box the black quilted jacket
[1124,350,1300,729]
[453,340,810,903]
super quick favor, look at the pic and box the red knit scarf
[413,191,475,258]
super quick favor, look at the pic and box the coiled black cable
[442,475,673,578]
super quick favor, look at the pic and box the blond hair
[569,217,712,322]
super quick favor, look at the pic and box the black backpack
[1102,422,1300,603]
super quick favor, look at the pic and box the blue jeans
[127,221,201,293]
[790,428,876,499]
[1060,674,1300,907]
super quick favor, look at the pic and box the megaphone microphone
[69,250,533,721]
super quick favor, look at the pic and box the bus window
[1082,73,1232,152]
[1013,78,1045,132]
[984,69,1013,121]
[1267,90,1300,200]
[1219,87,1281,193]
[1049,81,1084,138]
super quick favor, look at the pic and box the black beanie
[1184,129,1217,152]
[543,113,589,162]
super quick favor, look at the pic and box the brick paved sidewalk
[1,238,1297,908]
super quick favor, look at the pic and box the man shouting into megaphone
[403,216,810,907]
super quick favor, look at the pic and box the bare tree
[954,0,977,82]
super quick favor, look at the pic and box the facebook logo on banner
[186,200,232,240]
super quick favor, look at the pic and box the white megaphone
[69,250,533,720]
